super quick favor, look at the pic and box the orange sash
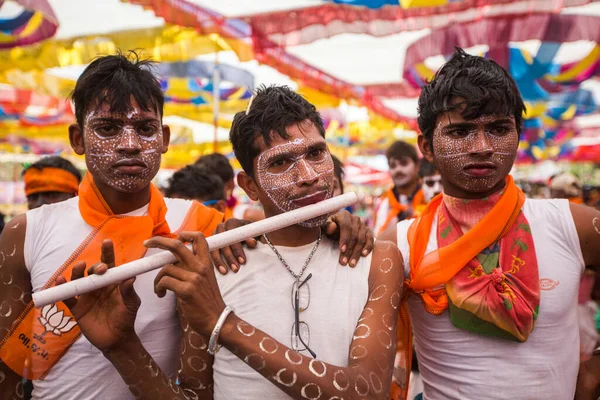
[377,187,425,236]
[0,173,222,380]
[391,176,524,399]
[23,167,80,196]
[406,176,524,314]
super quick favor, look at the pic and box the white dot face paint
[83,99,165,194]
[432,112,518,197]
[255,124,334,228]
[388,157,417,188]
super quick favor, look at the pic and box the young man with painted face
[0,57,372,399]
[391,48,600,399]
[0,53,223,399]
[61,85,404,400]
[374,140,424,237]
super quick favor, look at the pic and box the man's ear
[418,134,434,163]
[69,124,85,155]
[237,171,259,202]
[161,124,171,154]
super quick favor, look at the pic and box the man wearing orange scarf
[0,53,224,399]
[375,140,425,237]
[22,156,81,210]
[389,48,600,399]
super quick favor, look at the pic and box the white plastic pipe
[33,192,358,308]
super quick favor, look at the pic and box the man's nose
[469,130,494,156]
[116,128,142,153]
[295,159,319,185]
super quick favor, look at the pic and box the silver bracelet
[593,345,600,357]
[208,305,235,355]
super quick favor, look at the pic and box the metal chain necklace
[263,231,322,281]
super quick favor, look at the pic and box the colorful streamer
[0,0,58,49]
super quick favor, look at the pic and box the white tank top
[213,236,372,399]
[24,196,195,400]
[396,199,585,400]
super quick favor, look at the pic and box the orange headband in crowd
[23,167,80,197]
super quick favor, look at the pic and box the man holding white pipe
[0,56,372,400]
[58,85,405,399]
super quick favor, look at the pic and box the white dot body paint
[369,284,387,301]
[83,104,164,194]
[273,368,297,387]
[358,307,374,322]
[355,374,370,396]
[237,321,256,337]
[285,349,304,365]
[309,359,327,377]
[259,337,279,354]
[350,344,368,360]
[369,371,383,394]
[379,258,393,273]
[593,217,600,235]
[432,114,519,194]
[332,370,349,391]
[188,331,207,350]
[256,136,335,228]
[353,323,371,340]
[301,383,322,400]
[378,329,393,349]
[187,356,207,372]
[390,292,401,309]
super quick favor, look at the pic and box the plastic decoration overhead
[0,25,236,76]
[0,0,58,49]
[400,12,600,162]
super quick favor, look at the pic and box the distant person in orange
[196,152,264,221]
[374,140,425,236]
[22,156,81,210]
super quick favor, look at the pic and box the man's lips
[463,162,497,177]
[291,191,328,207]
[112,159,147,174]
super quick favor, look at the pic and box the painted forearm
[219,314,393,400]
[102,336,211,400]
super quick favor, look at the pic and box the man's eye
[308,149,325,159]
[138,124,158,136]
[96,125,118,135]
[488,126,509,135]
[271,159,286,168]
[448,129,470,137]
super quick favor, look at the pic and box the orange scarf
[23,167,80,196]
[406,176,525,313]
[391,176,528,399]
[0,173,222,380]
[377,187,425,236]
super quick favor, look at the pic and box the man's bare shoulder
[368,239,404,284]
